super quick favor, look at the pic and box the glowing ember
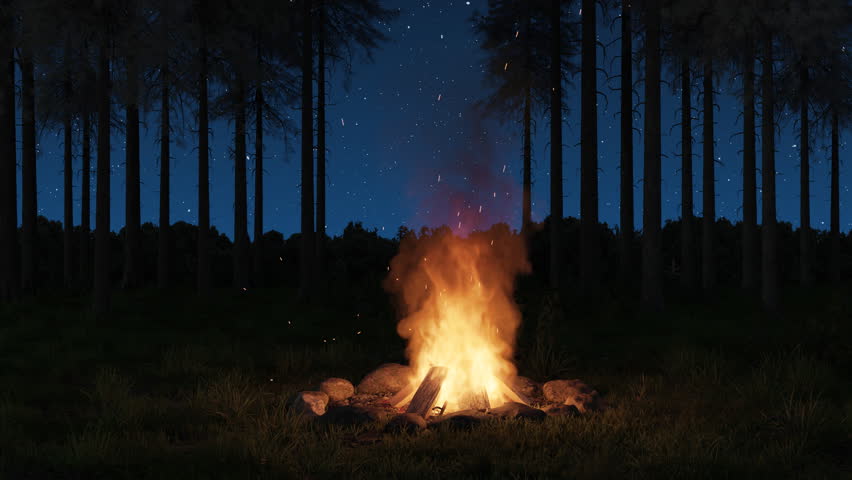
[384,225,530,413]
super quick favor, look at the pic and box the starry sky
[23,0,851,240]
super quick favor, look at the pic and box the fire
[385,224,530,413]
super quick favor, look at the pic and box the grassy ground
[1,286,850,479]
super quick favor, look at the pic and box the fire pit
[290,228,604,428]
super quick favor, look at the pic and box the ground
[0,286,850,479]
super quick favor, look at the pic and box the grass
[0,286,850,478]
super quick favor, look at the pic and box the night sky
[24,0,851,240]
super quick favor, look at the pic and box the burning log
[498,376,532,405]
[405,366,448,418]
[457,388,490,411]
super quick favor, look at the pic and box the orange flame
[385,224,530,413]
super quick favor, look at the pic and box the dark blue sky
[24,0,850,239]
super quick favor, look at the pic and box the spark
[437,93,442,101]
[479,205,482,213]
[341,118,345,127]
[515,31,519,38]
[504,62,509,71]
[502,164,506,173]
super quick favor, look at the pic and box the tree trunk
[234,75,249,289]
[641,0,663,310]
[316,1,326,287]
[549,0,563,291]
[760,33,777,311]
[523,86,532,233]
[80,112,91,288]
[701,59,715,293]
[253,81,264,285]
[799,65,812,286]
[197,32,210,295]
[619,0,633,289]
[741,42,757,290]
[830,109,839,281]
[123,55,141,289]
[300,0,315,301]
[94,42,111,318]
[0,38,16,300]
[580,0,599,296]
[522,7,532,235]
[21,50,36,294]
[680,57,696,292]
[63,55,74,288]
[158,64,170,289]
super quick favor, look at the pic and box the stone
[542,379,603,413]
[356,363,412,395]
[320,378,356,402]
[489,402,546,421]
[542,404,580,417]
[429,410,488,430]
[319,406,376,426]
[289,391,329,417]
[384,413,427,434]
[512,376,540,399]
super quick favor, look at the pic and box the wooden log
[498,376,531,405]
[458,388,490,411]
[405,366,448,418]
[388,382,415,408]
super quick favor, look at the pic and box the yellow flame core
[385,226,530,413]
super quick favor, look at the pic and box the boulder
[319,406,376,426]
[289,391,329,417]
[429,410,488,430]
[384,413,427,434]
[512,376,540,399]
[489,402,546,421]
[320,378,356,402]
[542,404,580,417]
[356,363,411,395]
[542,379,603,413]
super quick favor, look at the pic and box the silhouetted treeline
[19,217,851,303]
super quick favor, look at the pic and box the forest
[1,0,851,478]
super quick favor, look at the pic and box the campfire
[383,226,531,417]
[290,226,603,428]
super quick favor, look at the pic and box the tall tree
[313,0,396,286]
[158,61,171,289]
[20,20,37,294]
[63,46,74,288]
[197,4,211,295]
[0,10,16,301]
[80,110,92,288]
[123,45,142,288]
[300,0,315,300]
[549,0,562,291]
[760,30,777,311]
[741,37,757,290]
[619,0,634,288]
[316,0,327,280]
[701,57,715,292]
[680,56,696,291]
[641,0,663,310]
[253,51,264,284]
[472,0,560,236]
[94,31,111,317]
[580,0,599,295]
[233,73,250,289]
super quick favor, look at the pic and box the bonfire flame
[385,225,530,413]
